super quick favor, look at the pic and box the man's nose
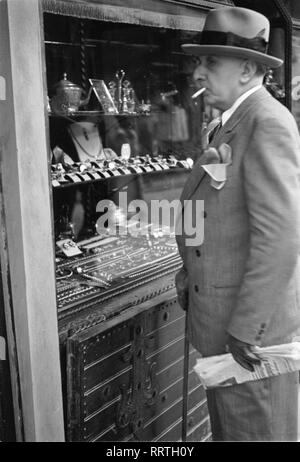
[193,65,206,84]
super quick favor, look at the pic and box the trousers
[205,372,299,441]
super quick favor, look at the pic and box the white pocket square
[202,163,228,182]
[202,163,229,190]
[210,179,226,190]
[201,143,232,190]
[218,143,232,164]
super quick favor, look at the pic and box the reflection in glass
[292,30,300,128]
[44,14,206,162]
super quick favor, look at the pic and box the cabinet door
[66,297,210,442]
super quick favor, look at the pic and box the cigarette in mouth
[191,87,206,99]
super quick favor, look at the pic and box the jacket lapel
[211,86,270,147]
[181,156,208,203]
[183,87,270,202]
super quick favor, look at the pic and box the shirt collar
[221,84,263,127]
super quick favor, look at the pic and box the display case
[41,0,222,442]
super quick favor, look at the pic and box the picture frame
[89,78,119,114]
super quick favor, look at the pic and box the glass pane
[44,13,206,162]
[44,12,207,240]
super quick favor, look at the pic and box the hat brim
[182,44,283,68]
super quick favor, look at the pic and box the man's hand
[177,287,189,311]
[227,334,261,372]
[175,267,189,311]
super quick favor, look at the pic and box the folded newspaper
[193,341,300,389]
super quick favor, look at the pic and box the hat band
[198,30,268,54]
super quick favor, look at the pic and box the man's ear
[239,60,256,83]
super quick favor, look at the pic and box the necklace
[68,122,103,161]
[82,128,89,140]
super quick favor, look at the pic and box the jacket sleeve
[227,114,300,345]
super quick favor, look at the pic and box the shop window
[44,13,207,161]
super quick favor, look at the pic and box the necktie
[208,119,222,143]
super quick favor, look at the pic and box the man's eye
[207,58,216,67]
[191,56,201,65]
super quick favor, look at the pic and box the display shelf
[51,160,191,189]
[48,111,151,118]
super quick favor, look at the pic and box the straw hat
[182,7,283,68]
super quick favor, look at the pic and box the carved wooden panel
[66,297,211,442]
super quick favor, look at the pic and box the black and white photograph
[0,0,300,445]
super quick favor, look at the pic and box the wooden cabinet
[66,295,210,442]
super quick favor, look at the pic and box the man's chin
[204,94,221,109]
[204,94,214,103]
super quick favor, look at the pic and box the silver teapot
[50,73,92,114]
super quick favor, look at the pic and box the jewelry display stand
[68,121,104,162]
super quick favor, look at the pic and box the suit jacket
[176,87,300,356]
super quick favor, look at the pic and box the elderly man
[176,6,300,441]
